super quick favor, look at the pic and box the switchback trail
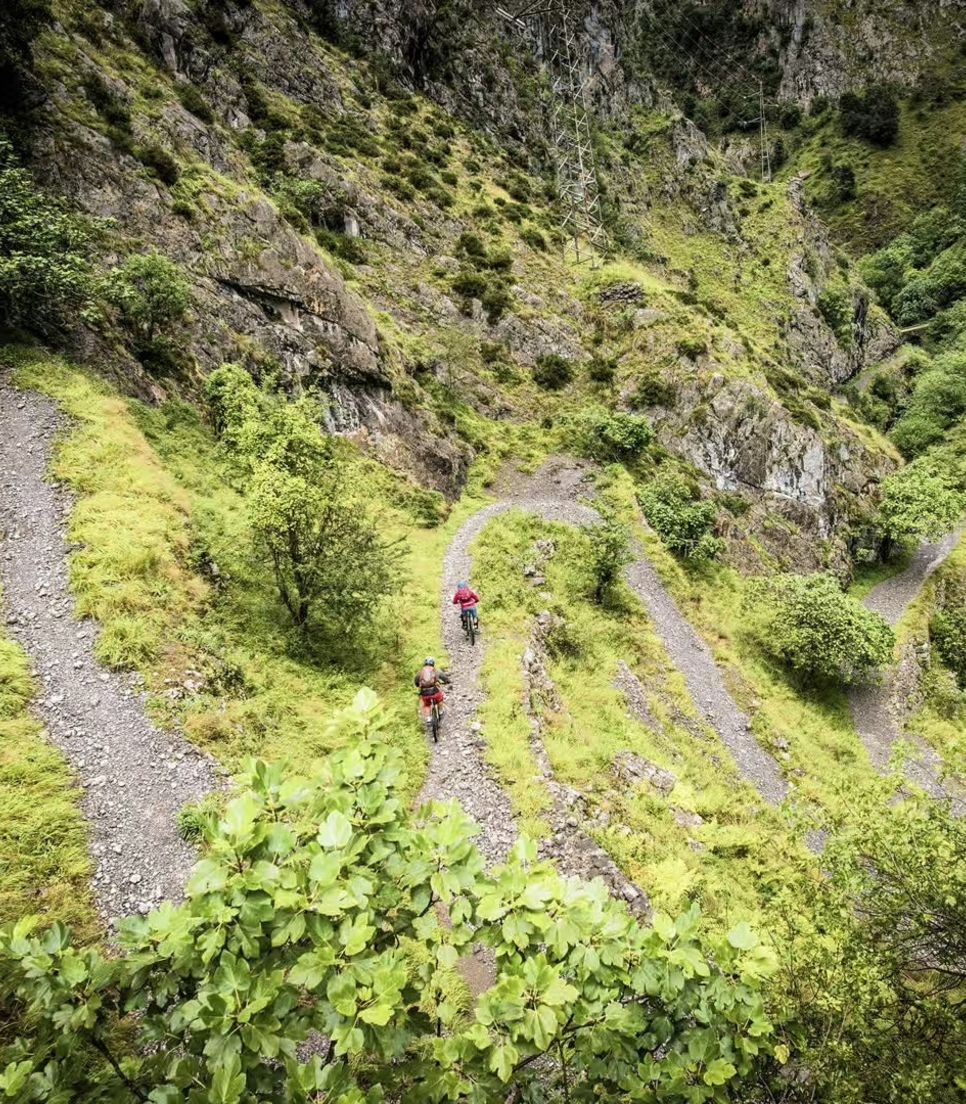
[420,460,788,881]
[850,531,964,809]
[0,379,216,923]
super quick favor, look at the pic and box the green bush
[878,460,964,544]
[932,604,966,688]
[451,269,487,301]
[81,72,131,129]
[481,282,512,324]
[585,510,634,606]
[839,86,900,147]
[890,350,966,456]
[632,371,676,408]
[532,353,573,390]
[103,249,191,352]
[135,141,180,185]
[639,475,722,562]
[817,280,853,344]
[0,138,97,331]
[588,354,617,384]
[572,408,653,462]
[746,573,895,684]
[176,80,213,123]
[0,690,777,1103]
[520,225,547,251]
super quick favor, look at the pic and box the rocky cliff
[9,0,914,562]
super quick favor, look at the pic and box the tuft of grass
[0,606,96,936]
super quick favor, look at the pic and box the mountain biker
[452,581,480,629]
[414,657,449,723]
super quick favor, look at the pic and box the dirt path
[420,460,787,874]
[850,531,964,808]
[0,380,216,924]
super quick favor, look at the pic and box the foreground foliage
[771,781,966,1104]
[0,690,777,1102]
[745,573,895,685]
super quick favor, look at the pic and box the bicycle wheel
[468,616,476,646]
[431,705,440,743]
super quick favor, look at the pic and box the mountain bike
[460,608,477,646]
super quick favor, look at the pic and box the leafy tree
[745,573,895,685]
[0,138,96,331]
[769,781,966,1103]
[0,689,778,1103]
[839,86,900,147]
[878,460,964,545]
[639,475,723,562]
[890,350,966,457]
[585,510,634,605]
[203,362,265,447]
[103,250,191,350]
[244,399,403,642]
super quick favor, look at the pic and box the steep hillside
[1,1,964,1102]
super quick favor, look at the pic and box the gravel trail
[420,460,787,869]
[0,379,216,923]
[850,530,964,808]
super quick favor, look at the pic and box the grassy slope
[6,347,489,801]
[0,600,95,935]
[788,99,966,255]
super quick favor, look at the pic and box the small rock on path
[0,379,217,924]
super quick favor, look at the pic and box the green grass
[5,347,474,800]
[470,500,806,931]
[0,599,95,936]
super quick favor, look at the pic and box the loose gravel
[420,459,788,874]
[850,530,964,810]
[0,379,217,925]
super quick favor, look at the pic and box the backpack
[418,666,438,695]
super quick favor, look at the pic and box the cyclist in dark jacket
[414,657,449,723]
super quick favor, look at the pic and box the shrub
[932,604,966,688]
[451,269,487,301]
[532,353,573,390]
[585,510,633,605]
[817,280,853,343]
[770,782,966,1101]
[135,141,180,185]
[81,72,131,129]
[481,282,512,324]
[839,86,900,146]
[176,80,213,123]
[588,354,617,384]
[520,225,547,251]
[890,350,966,456]
[632,371,676,408]
[878,460,964,544]
[639,475,722,562]
[0,138,97,331]
[456,231,486,258]
[103,249,191,349]
[746,573,895,684]
[572,408,653,462]
[0,689,777,1103]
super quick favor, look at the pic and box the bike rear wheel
[468,616,476,646]
[431,704,440,742]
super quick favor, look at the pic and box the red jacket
[453,587,480,611]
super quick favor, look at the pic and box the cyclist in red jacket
[452,581,480,632]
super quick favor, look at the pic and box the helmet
[424,656,436,667]
[458,580,468,589]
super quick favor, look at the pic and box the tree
[0,689,778,1103]
[769,781,966,1103]
[585,510,634,605]
[0,137,96,331]
[639,475,723,562]
[572,408,654,463]
[103,249,191,350]
[242,398,404,643]
[746,573,895,685]
[878,460,964,546]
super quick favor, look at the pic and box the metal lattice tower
[497,2,607,263]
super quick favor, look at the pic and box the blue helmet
[424,656,436,667]
[458,581,468,589]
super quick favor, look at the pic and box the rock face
[766,0,956,105]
